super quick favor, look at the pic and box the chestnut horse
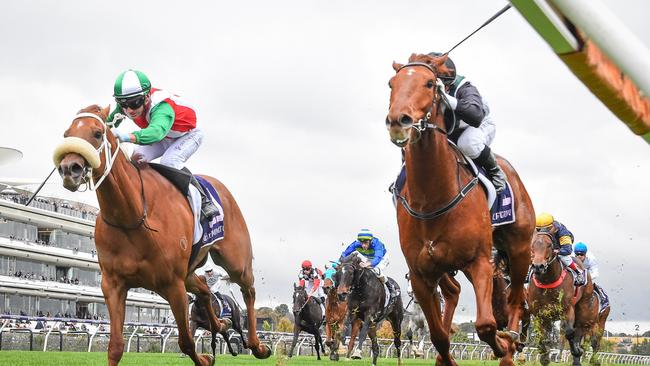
[53,105,271,365]
[386,53,535,366]
[323,271,348,361]
[528,231,606,366]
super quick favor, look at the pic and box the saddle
[147,163,225,269]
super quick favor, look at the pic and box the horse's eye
[427,80,434,89]
[94,131,103,140]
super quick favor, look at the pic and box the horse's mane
[77,104,109,121]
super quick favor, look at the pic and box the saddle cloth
[214,292,232,318]
[390,160,515,226]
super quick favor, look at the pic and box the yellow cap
[535,212,554,228]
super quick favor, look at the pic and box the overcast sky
[0,0,648,333]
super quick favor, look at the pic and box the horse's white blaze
[406,68,416,76]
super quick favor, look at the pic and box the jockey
[203,267,231,313]
[429,52,507,193]
[298,260,326,306]
[534,213,585,285]
[107,69,219,221]
[573,242,610,311]
[340,229,396,296]
[203,267,230,293]
[323,260,339,287]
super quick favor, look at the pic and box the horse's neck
[404,128,463,208]
[356,269,382,300]
[95,152,146,226]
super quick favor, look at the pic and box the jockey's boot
[189,175,220,221]
[475,146,506,193]
[594,283,610,311]
[567,261,585,286]
[385,279,397,298]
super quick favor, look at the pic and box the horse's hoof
[330,353,339,361]
[200,354,215,366]
[252,344,272,359]
[220,318,232,331]
[515,342,525,353]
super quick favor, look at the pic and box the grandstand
[0,186,173,333]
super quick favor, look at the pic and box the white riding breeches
[371,254,390,277]
[559,255,573,267]
[306,281,325,299]
[456,117,496,159]
[133,128,204,169]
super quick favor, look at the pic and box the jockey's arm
[133,102,175,145]
[107,107,125,127]
[453,83,485,127]
[341,241,360,259]
[588,255,599,280]
[370,240,387,267]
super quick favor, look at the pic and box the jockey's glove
[113,129,132,143]
[436,79,457,110]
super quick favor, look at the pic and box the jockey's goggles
[359,239,371,243]
[575,252,586,256]
[116,96,145,110]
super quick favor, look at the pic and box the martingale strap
[395,141,479,220]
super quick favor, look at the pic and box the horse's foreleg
[347,317,362,358]
[439,273,461,334]
[411,273,455,366]
[166,281,212,366]
[388,313,403,364]
[239,283,272,358]
[102,278,127,366]
[186,274,228,333]
[314,330,325,360]
[465,258,507,358]
[288,323,300,358]
[564,305,581,357]
[505,245,529,336]
[368,322,380,366]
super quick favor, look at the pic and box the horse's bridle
[293,288,312,314]
[533,230,559,273]
[389,62,478,220]
[392,62,459,141]
[71,112,154,231]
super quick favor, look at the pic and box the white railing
[1,315,649,364]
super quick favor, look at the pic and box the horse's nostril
[399,114,413,127]
[70,162,84,177]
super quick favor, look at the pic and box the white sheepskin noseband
[52,136,101,169]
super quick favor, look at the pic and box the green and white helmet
[113,69,151,99]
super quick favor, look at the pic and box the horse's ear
[294,282,297,290]
[392,61,403,72]
[432,53,449,72]
[100,105,110,121]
